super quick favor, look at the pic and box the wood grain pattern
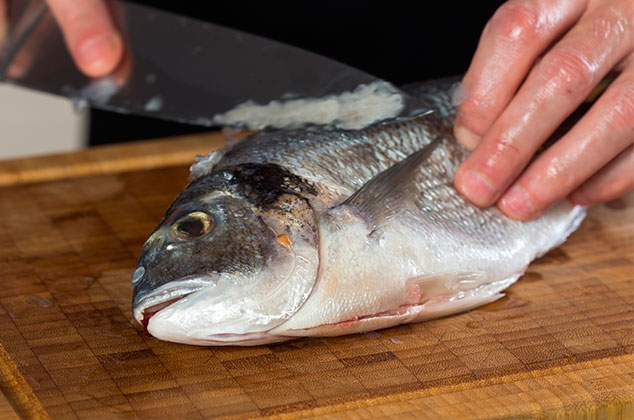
[0,392,20,420]
[292,354,634,419]
[0,343,48,419]
[0,132,224,187]
[0,135,631,419]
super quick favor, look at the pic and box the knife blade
[0,0,431,129]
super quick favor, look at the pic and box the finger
[454,0,587,149]
[455,0,633,207]
[45,0,123,77]
[497,66,634,219]
[568,145,634,206]
[0,0,6,42]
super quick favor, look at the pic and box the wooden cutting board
[0,133,632,420]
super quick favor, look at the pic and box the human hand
[453,0,633,220]
[0,1,6,43]
[0,0,123,77]
[45,0,123,77]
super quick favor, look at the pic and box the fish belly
[272,200,585,337]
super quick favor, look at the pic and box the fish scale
[132,77,585,346]
[219,83,509,242]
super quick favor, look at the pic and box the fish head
[132,165,319,345]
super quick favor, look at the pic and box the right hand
[453,0,632,220]
[1,0,123,77]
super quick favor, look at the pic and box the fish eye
[172,211,213,239]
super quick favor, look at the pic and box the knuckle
[457,76,510,135]
[496,133,525,159]
[487,1,540,43]
[591,6,631,44]
[540,47,598,94]
[543,156,577,191]
[456,100,491,136]
[609,82,634,130]
[486,133,527,170]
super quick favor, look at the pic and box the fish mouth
[132,275,217,326]
[133,276,294,346]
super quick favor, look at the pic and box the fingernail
[79,33,122,77]
[458,169,497,207]
[499,185,537,220]
[454,124,481,150]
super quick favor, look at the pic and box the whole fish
[131,77,585,346]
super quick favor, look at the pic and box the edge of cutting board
[0,132,225,187]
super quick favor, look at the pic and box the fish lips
[132,273,292,345]
[132,274,218,326]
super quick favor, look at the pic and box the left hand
[0,1,6,43]
[453,0,633,221]
[0,0,123,78]
[45,0,123,77]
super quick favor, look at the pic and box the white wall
[0,84,88,160]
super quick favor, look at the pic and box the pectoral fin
[407,271,490,296]
[333,136,443,229]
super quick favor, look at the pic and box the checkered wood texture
[0,165,631,419]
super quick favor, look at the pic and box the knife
[0,0,431,129]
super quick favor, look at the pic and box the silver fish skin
[132,77,586,346]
